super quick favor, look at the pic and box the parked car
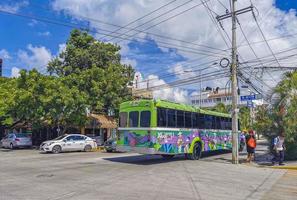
[104,138,117,152]
[1,133,32,149]
[40,134,97,154]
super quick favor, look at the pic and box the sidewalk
[249,139,297,170]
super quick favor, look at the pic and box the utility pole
[217,1,253,164]
[231,0,239,164]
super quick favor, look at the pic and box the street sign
[240,94,256,101]
[247,100,254,108]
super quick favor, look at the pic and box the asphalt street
[0,148,292,200]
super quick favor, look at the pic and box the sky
[0,0,297,103]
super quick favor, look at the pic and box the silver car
[1,133,32,149]
[40,134,97,153]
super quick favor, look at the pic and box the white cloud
[28,19,38,27]
[37,31,51,37]
[17,44,53,72]
[58,43,66,55]
[0,1,28,13]
[0,49,11,59]
[134,72,188,103]
[11,67,21,78]
[121,57,137,67]
[52,0,297,100]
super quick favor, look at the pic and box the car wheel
[52,145,62,154]
[189,142,202,160]
[161,154,175,159]
[10,143,14,150]
[84,145,92,152]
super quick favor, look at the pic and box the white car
[40,134,97,153]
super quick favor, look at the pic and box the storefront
[81,114,117,146]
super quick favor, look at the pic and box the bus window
[185,112,192,128]
[167,109,176,128]
[198,113,205,129]
[157,108,167,127]
[226,118,232,130]
[221,117,226,129]
[140,111,151,127]
[216,117,222,129]
[192,113,199,128]
[177,110,185,128]
[204,115,213,129]
[119,112,127,127]
[129,111,139,127]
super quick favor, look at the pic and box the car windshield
[15,133,29,138]
[54,135,67,140]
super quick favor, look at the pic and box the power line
[114,0,211,44]
[0,9,227,58]
[28,0,228,53]
[98,0,178,41]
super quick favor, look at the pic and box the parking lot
[0,149,291,200]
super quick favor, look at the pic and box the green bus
[116,99,233,160]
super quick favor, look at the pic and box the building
[81,114,117,145]
[190,87,264,108]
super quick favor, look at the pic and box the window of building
[177,110,185,128]
[119,112,128,127]
[191,100,195,104]
[167,109,176,127]
[216,98,221,102]
[129,111,139,127]
[157,108,167,127]
[140,111,151,127]
[185,112,192,128]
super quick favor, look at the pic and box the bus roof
[120,99,231,118]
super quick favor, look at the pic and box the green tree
[48,29,134,114]
[212,103,228,113]
[239,107,251,131]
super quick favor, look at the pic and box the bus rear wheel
[189,143,202,160]
[161,154,174,159]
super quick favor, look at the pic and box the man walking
[272,132,286,166]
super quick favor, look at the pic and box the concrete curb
[271,165,297,170]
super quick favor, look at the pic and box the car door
[74,135,86,150]
[64,135,77,151]
[1,135,8,147]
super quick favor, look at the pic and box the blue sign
[247,100,254,108]
[240,94,256,101]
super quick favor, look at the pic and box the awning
[89,114,117,129]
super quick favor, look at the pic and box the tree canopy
[0,29,134,132]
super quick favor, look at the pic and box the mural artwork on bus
[123,130,232,154]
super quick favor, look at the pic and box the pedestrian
[239,130,247,152]
[272,132,286,166]
[245,130,256,163]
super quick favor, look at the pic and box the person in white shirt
[272,132,285,165]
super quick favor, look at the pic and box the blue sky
[0,0,186,78]
[0,0,296,80]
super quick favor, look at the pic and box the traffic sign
[247,100,254,108]
[240,94,256,101]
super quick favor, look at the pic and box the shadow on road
[103,150,232,165]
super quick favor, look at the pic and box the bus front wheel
[189,143,202,160]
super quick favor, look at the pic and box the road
[0,148,292,200]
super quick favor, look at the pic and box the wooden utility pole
[217,1,253,164]
[230,0,239,164]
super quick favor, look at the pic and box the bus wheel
[161,154,174,159]
[189,143,202,160]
